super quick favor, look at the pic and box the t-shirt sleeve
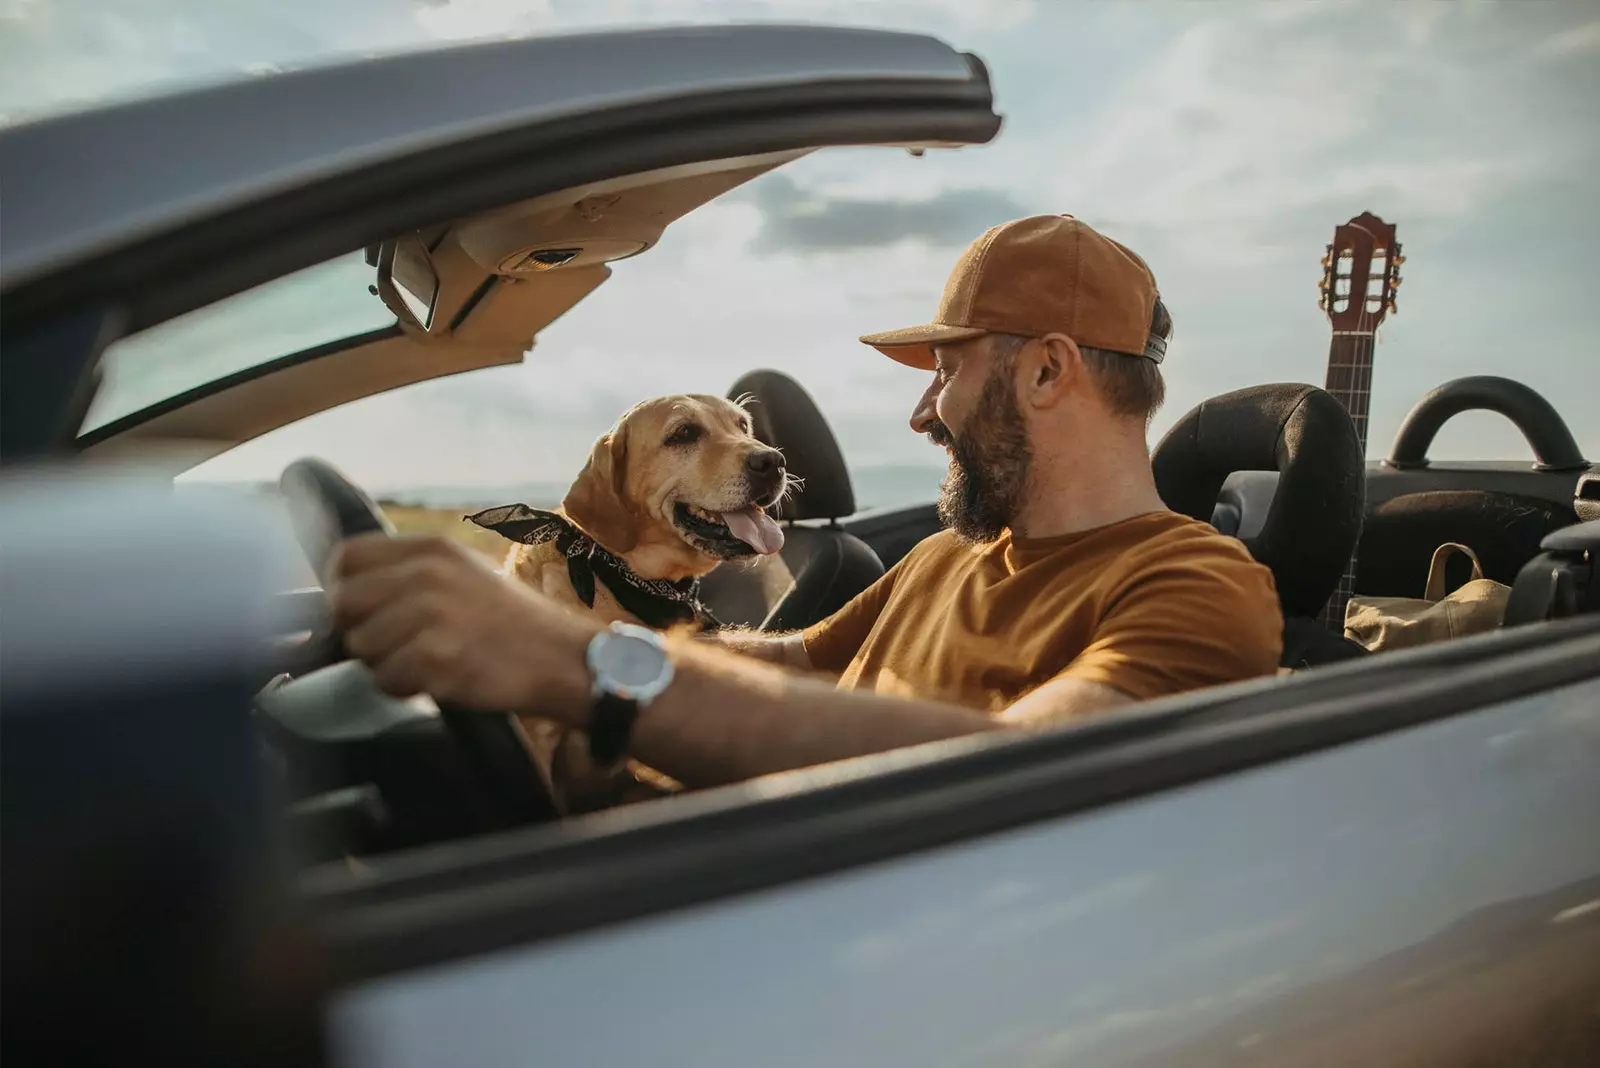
[801,557,903,675]
[1058,537,1284,701]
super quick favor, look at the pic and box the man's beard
[931,366,1031,544]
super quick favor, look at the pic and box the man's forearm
[527,618,1124,791]
[628,639,998,787]
[701,627,812,671]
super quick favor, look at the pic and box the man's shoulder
[1111,511,1279,597]
[1129,510,1259,561]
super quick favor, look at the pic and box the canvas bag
[1345,542,1511,652]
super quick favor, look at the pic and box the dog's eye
[664,423,703,446]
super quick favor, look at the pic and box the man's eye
[665,423,703,446]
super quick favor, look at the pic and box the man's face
[910,336,1031,543]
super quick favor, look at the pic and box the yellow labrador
[467,394,788,811]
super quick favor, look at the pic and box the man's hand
[328,534,599,717]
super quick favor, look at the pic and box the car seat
[697,370,885,631]
[1152,383,1368,668]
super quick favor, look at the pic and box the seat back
[698,370,884,630]
[1153,383,1367,667]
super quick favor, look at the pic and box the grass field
[378,503,511,560]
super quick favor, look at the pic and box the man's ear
[561,426,638,554]
[1023,333,1081,409]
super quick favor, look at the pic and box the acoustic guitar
[1315,211,1404,632]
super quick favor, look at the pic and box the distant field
[379,503,511,560]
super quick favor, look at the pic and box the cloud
[413,0,553,40]
[1534,18,1600,58]
[0,0,431,120]
[1057,5,1556,247]
[1023,0,1600,297]
[742,173,1027,254]
[409,0,1040,43]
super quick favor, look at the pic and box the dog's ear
[561,427,638,554]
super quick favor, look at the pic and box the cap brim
[858,323,988,370]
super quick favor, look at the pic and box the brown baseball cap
[860,214,1165,370]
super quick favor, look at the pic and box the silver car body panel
[332,682,1600,1067]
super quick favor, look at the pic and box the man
[331,215,1283,790]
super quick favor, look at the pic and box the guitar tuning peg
[1393,254,1406,266]
[1390,275,1402,287]
[1387,297,1398,314]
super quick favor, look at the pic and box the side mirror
[374,234,440,331]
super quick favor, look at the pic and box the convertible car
[3,25,1598,1068]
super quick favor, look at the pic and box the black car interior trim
[1386,374,1587,472]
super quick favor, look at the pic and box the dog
[498,393,788,615]
[468,393,789,812]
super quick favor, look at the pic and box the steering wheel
[277,457,559,830]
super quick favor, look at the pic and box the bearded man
[331,215,1285,788]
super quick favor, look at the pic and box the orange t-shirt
[802,511,1283,711]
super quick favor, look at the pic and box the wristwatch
[584,622,675,766]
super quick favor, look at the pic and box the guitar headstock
[1318,211,1402,332]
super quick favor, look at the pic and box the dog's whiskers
[775,472,806,507]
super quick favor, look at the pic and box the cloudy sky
[4,0,1597,500]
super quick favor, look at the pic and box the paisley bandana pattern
[465,503,720,631]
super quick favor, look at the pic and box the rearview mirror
[375,234,439,331]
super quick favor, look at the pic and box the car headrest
[728,369,855,521]
[1152,383,1364,618]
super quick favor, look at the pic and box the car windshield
[80,252,395,433]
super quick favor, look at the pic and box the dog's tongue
[722,507,784,555]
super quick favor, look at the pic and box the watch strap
[587,690,641,767]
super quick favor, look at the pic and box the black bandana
[465,504,720,632]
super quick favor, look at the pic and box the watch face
[595,632,668,692]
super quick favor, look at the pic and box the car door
[320,619,1600,1068]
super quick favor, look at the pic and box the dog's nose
[746,449,785,477]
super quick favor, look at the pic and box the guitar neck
[1317,331,1375,633]
[1323,332,1375,452]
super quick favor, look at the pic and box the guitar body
[1315,212,1403,632]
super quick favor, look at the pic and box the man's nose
[745,448,785,478]
[909,382,939,434]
